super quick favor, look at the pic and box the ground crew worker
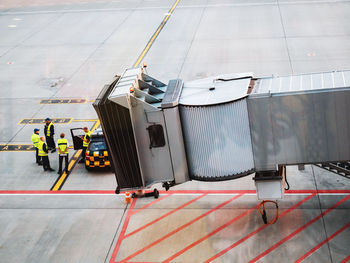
[44,117,56,152]
[79,127,91,163]
[38,137,54,172]
[31,128,42,165]
[57,133,69,175]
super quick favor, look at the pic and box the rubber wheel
[154,189,159,199]
[85,165,93,171]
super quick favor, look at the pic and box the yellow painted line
[51,150,81,191]
[73,119,98,122]
[133,0,180,68]
[51,120,100,191]
[39,99,88,104]
[18,118,73,125]
[0,145,74,152]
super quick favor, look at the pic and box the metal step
[314,162,350,179]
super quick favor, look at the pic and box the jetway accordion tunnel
[93,68,350,192]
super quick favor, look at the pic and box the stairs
[315,162,350,179]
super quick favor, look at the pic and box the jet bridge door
[70,128,84,150]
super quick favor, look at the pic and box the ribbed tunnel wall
[179,99,254,181]
[93,80,143,190]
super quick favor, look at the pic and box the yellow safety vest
[46,122,53,136]
[83,131,91,147]
[57,138,68,154]
[38,140,48,157]
[31,133,40,148]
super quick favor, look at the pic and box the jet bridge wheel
[153,189,159,199]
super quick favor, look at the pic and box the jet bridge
[93,68,350,199]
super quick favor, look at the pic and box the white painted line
[8,25,17,28]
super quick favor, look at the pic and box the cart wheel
[115,187,120,195]
[154,189,159,199]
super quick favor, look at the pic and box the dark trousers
[58,155,69,174]
[35,148,42,164]
[81,146,88,161]
[41,156,51,170]
[45,136,55,150]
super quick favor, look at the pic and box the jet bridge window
[147,124,166,148]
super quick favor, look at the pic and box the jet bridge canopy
[94,68,350,192]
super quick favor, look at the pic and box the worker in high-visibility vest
[57,133,69,175]
[38,137,54,172]
[79,126,91,163]
[31,128,42,165]
[44,117,56,153]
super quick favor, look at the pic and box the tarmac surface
[0,0,350,262]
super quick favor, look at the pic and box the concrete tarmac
[0,0,349,262]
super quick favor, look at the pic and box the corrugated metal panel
[248,88,350,170]
[179,99,254,181]
[254,70,350,94]
[93,78,143,190]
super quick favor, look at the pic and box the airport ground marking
[18,118,72,125]
[1,190,350,195]
[248,194,350,263]
[295,221,350,263]
[109,192,349,263]
[131,193,172,215]
[123,194,207,239]
[341,255,350,263]
[50,120,100,191]
[39,98,88,104]
[133,0,180,68]
[1,119,99,152]
[119,194,243,263]
[0,145,74,152]
[161,205,259,263]
[110,199,137,263]
[73,119,98,122]
[204,193,317,263]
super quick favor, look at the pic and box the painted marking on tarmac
[73,119,98,122]
[249,195,350,263]
[0,144,73,152]
[133,0,180,68]
[120,194,243,263]
[50,120,100,191]
[162,206,259,263]
[0,190,349,195]
[18,118,72,125]
[131,193,172,215]
[204,194,316,263]
[295,221,350,263]
[341,255,350,263]
[110,199,136,263]
[39,98,88,104]
[110,193,349,263]
[123,194,207,239]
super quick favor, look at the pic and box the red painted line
[286,190,350,194]
[123,194,207,239]
[0,190,116,194]
[109,198,136,263]
[341,255,350,263]
[295,221,350,263]
[249,194,350,263]
[131,194,172,215]
[0,189,350,195]
[119,194,243,263]
[162,205,258,263]
[204,193,317,263]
